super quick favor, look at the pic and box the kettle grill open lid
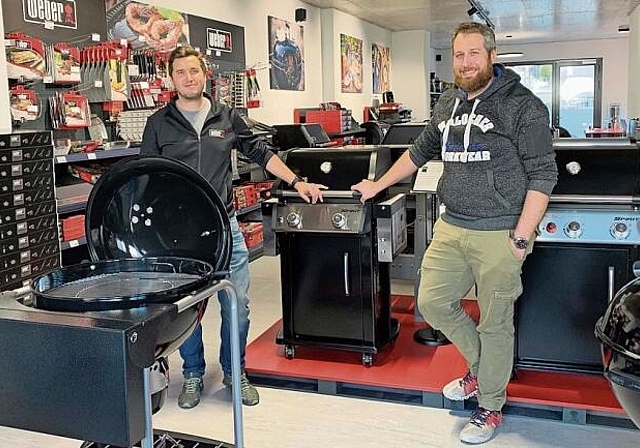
[30,155,232,312]
[85,155,232,271]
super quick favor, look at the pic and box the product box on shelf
[239,222,263,249]
[61,215,85,241]
[0,132,51,149]
[0,200,57,226]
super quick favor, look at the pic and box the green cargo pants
[417,219,532,411]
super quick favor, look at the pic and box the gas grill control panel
[537,208,640,244]
[271,203,368,233]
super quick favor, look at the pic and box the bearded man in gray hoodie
[352,22,557,444]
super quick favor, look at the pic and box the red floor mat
[246,295,623,414]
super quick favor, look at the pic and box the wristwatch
[512,236,529,250]
[290,175,304,188]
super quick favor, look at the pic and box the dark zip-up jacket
[140,93,275,215]
[409,64,557,231]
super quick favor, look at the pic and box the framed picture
[268,16,305,91]
[341,34,362,93]
[372,43,390,94]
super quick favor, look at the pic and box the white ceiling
[300,0,640,49]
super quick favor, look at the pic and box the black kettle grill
[0,156,246,448]
[596,268,640,429]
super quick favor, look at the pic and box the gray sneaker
[223,372,260,406]
[178,373,203,409]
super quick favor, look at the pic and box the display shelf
[236,202,262,216]
[55,147,140,164]
[56,183,93,214]
[61,236,87,250]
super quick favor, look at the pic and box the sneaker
[177,373,203,409]
[460,407,503,444]
[443,371,478,401]
[223,372,260,406]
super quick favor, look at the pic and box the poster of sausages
[105,0,189,51]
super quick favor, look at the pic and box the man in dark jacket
[352,22,557,444]
[141,45,326,408]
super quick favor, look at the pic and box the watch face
[513,238,528,250]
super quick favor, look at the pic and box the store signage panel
[22,0,78,30]
[207,28,232,53]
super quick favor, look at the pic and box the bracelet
[290,175,304,188]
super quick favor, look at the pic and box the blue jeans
[179,216,251,377]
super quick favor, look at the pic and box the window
[507,59,602,137]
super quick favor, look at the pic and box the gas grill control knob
[611,222,630,240]
[564,221,582,239]
[332,213,346,229]
[286,212,301,228]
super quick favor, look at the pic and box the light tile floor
[1,256,638,448]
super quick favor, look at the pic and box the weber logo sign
[23,0,78,30]
[207,28,232,53]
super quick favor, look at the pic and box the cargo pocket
[480,288,519,334]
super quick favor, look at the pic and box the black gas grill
[517,138,640,373]
[263,147,405,365]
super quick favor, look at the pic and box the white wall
[150,0,325,124]
[318,9,393,122]
[629,7,640,118]
[392,30,430,121]
[433,37,630,124]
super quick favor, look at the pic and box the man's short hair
[168,45,207,76]
[451,22,496,54]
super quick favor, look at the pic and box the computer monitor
[381,123,426,145]
[273,124,332,151]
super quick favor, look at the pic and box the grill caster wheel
[284,344,295,359]
[362,353,373,367]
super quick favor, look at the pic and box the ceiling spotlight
[619,25,630,33]
[497,52,524,58]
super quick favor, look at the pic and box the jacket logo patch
[209,129,226,138]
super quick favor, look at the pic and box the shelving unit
[55,147,140,164]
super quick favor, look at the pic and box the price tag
[56,156,66,164]
[87,153,97,160]
[94,80,103,88]
[44,21,54,30]
[91,33,100,42]
[69,240,79,248]
[43,76,53,84]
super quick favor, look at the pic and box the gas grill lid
[281,146,392,191]
[85,155,232,272]
[552,138,640,197]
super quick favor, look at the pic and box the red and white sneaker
[460,407,503,444]
[442,371,478,401]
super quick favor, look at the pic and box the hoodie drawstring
[463,99,481,152]
[441,97,460,158]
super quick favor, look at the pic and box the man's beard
[455,63,493,94]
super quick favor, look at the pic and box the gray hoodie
[409,64,557,231]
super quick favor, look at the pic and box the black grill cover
[281,146,392,191]
[595,278,640,428]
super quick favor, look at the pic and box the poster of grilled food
[106,0,189,51]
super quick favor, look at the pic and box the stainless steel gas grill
[262,147,406,366]
[517,138,640,373]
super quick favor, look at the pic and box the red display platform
[246,295,630,426]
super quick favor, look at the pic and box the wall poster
[105,0,189,51]
[340,33,362,93]
[372,43,390,94]
[268,16,304,91]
